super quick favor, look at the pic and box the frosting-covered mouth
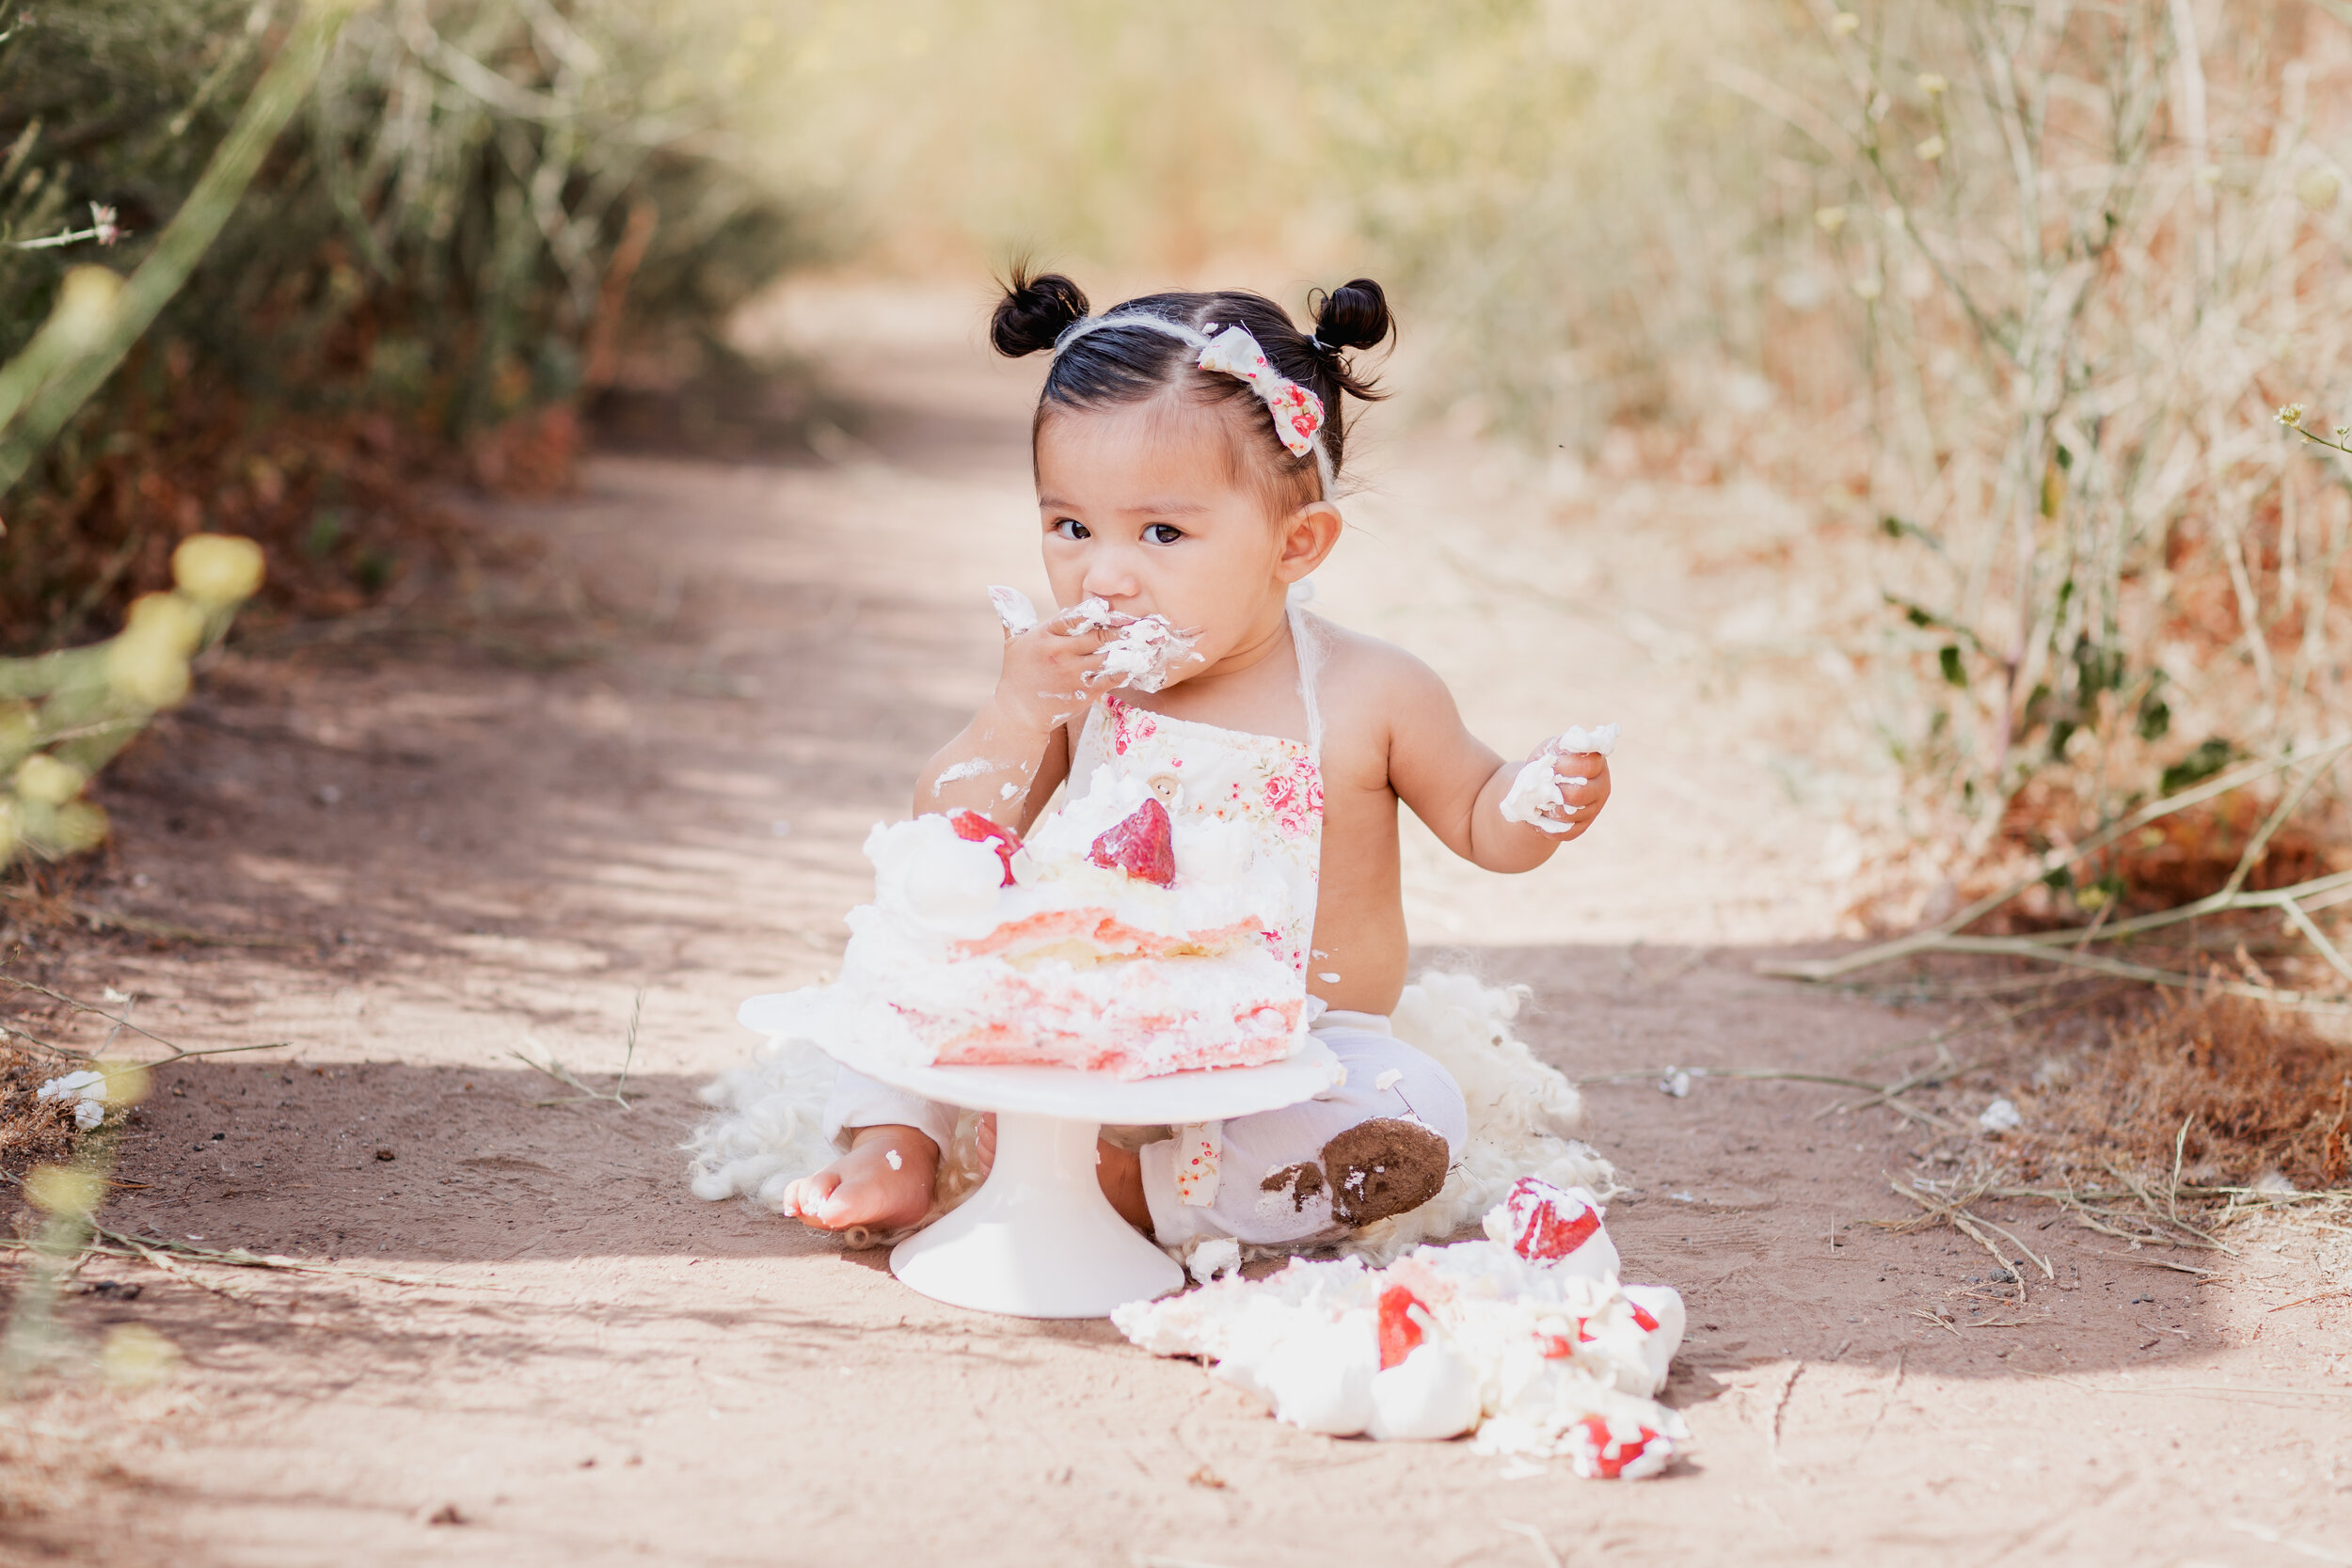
[989,586,1205,693]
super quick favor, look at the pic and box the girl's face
[1033,396,1335,673]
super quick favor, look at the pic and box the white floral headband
[1052,313,1335,498]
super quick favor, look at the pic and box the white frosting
[1112,1186,1688,1472]
[760,771,1307,1081]
[1186,1237,1242,1284]
[989,585,1040,636]
[987,587,1205,692]
[1068,596,1202,693]
[866,816,1007,941]
[1499,724,1618,833]
[1368,1340,1486,1441]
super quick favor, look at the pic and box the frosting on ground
[1115,1178,1686,1475]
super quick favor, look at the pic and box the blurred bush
[0,0,806,652]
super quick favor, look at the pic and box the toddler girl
[782,272,1612,1250]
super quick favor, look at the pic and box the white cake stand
[737,995,1341,1319]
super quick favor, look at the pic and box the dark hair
[991,267,1392,513]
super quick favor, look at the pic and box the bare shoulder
[1302,615,1458,735]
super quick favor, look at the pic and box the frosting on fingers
[1499,723,1618,833]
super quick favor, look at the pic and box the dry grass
[0,1048,80,1180]
[2017,989,2351,1193]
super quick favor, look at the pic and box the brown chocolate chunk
[1320,1117,1450,1227]
[1259,1162,1327,1212]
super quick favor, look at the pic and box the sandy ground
[5,283,2350,1565]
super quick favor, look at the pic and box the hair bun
[1311,278,1392,355]
[992,268,1089,357]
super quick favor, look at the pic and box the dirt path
[9,283,2349,1566]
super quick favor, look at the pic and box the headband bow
[1194,324,1326,459]
[1051,312,1332,489]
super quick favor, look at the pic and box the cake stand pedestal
[736,996,1340,1320]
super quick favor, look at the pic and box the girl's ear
[1274,500,1343,584]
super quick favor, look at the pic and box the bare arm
[1378,649,1612,873]
[913,621,1106,825]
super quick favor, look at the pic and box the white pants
[823,1010,1469,1249]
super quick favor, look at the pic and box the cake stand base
[736,994,1344,1320]
[889,1112,1182,1318]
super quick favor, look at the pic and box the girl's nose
[1080,555,1140,604]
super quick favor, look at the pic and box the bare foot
[780,1126,940,1232]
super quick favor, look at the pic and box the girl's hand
[989,612,1116,735]
[1538,749,1611,841]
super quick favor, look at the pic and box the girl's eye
[1145,523,1184,546]
[1051,517,1089,540]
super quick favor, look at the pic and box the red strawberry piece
[1088,796,1176,887]
[1535,1333,1576,1360]
[1376,1284,1425,1370]
[1629,1302,1661,1333]
[949,809,1024,887]
[1503,1176,1602,1262]
[1573,1416,1663,1480]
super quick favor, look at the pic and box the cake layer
[778,765,1309,1081]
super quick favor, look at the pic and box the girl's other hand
[992,615,1114,734]
[1539,748,1611,840]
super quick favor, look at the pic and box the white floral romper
[826,608,1469,1247]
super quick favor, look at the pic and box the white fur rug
[683,969,1615,1265]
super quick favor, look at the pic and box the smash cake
[768,767,1310,1080]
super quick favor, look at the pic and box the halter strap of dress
[1288,602,1326,762]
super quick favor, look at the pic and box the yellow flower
[2278,404,2306,427]
[51,266,123,354]
[171,534,265,607]
[24,1165,103,1217]
[123,591,206,654]
[0,700,34,757]
[12,753,83,805]
[1832,11,1861,34]
[1815,205,1848,233]
[104,592,204,708]
[95,1059,152,1108]
[49,800,108,853]
[1917,72,1948,97]
[1915,135,1947,162]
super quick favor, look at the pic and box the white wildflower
[1978,1098,2022,1133]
